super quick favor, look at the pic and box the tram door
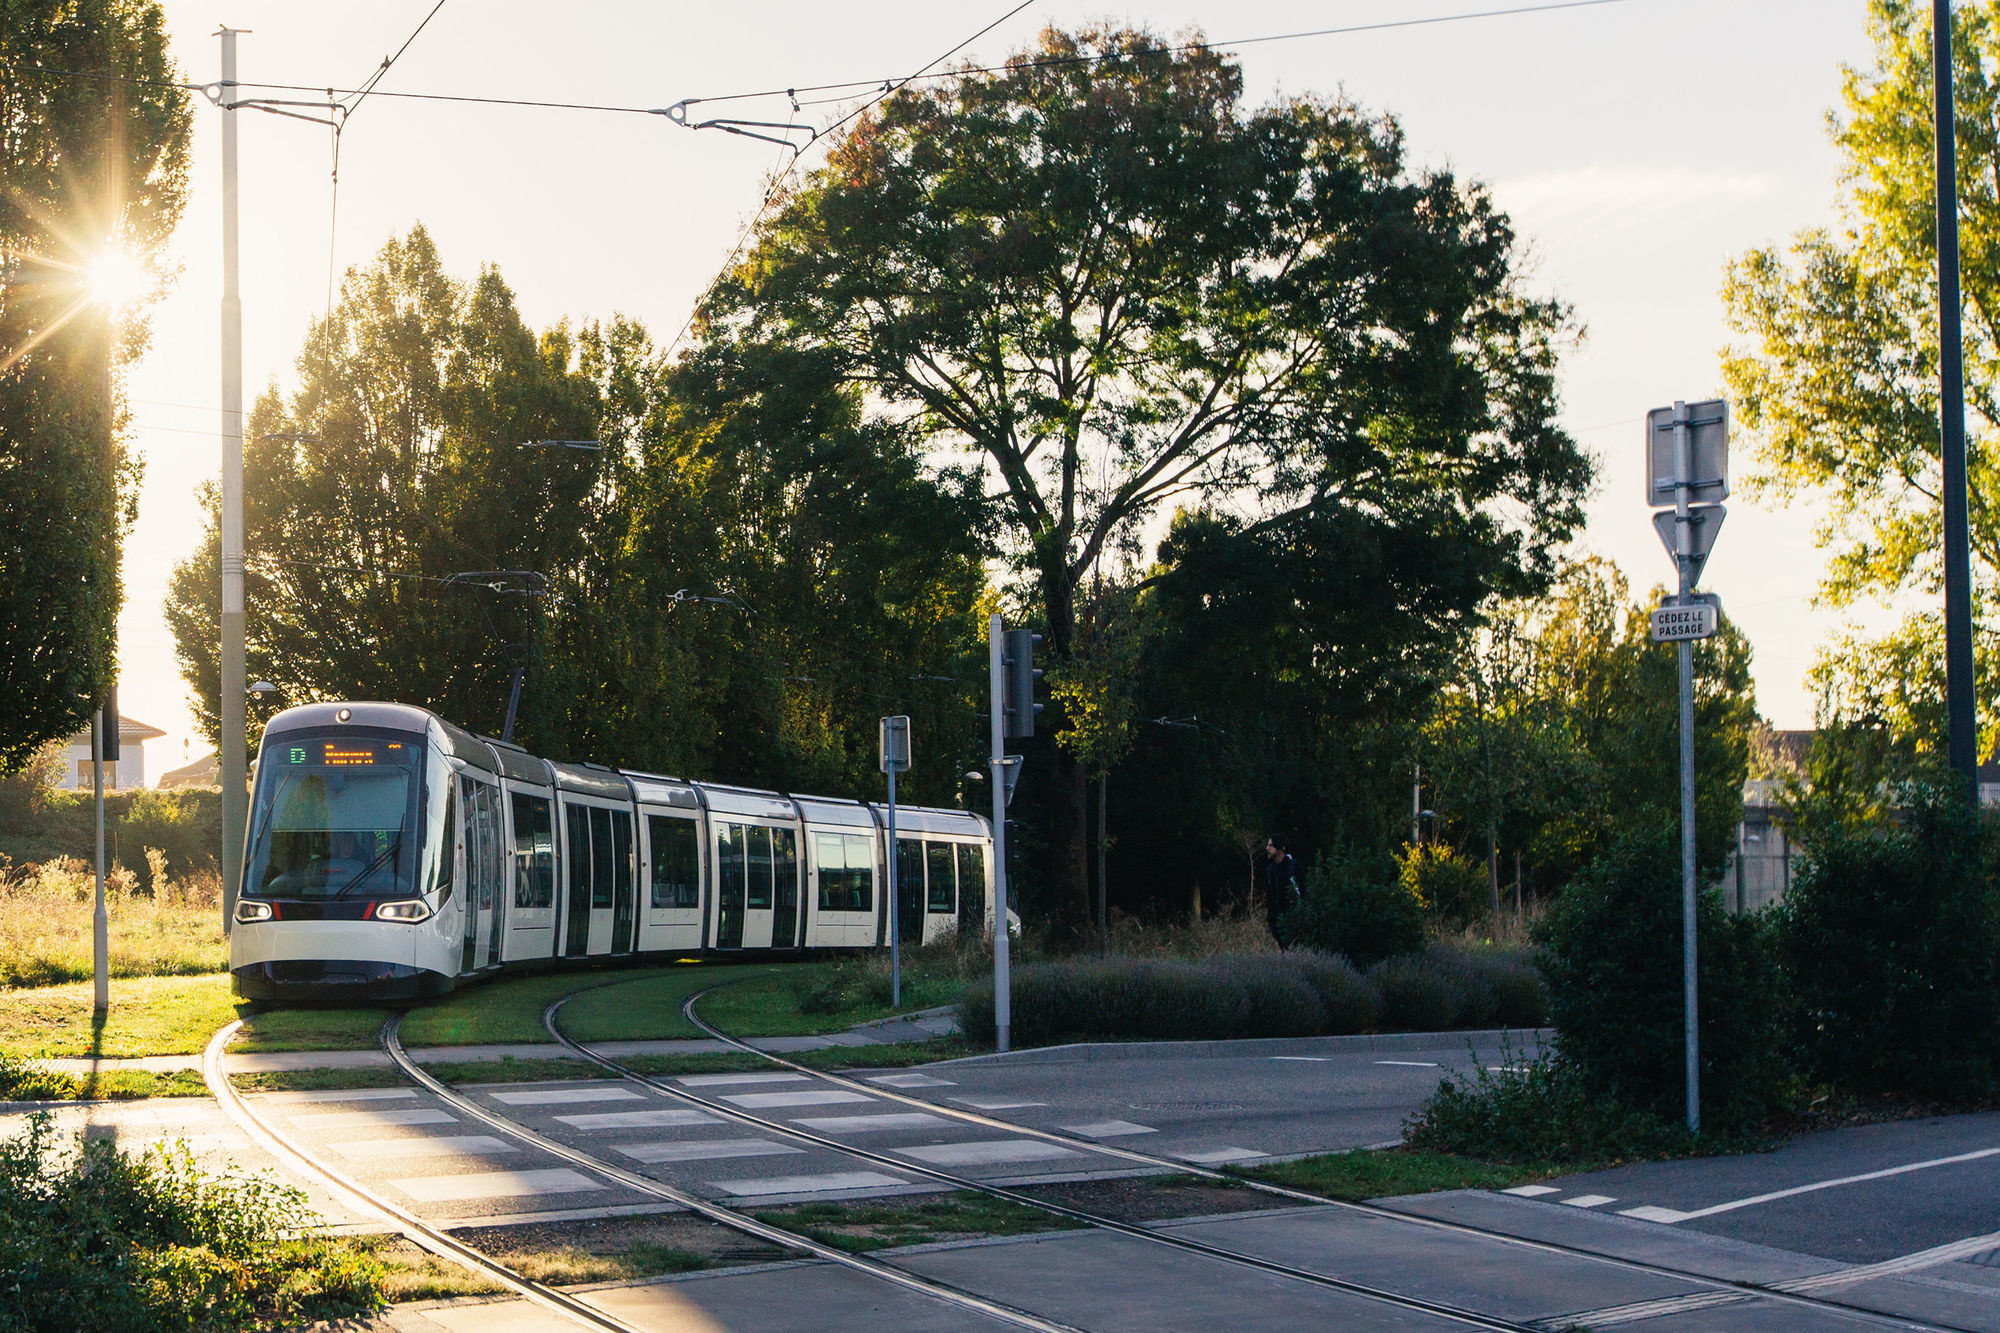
[562,802,591,957]
[458,777,503,971]
[715,823,744,949]
[896,838,924,952]
[957,843,987,940]
[770,828,800,948]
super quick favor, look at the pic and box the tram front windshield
[244,732,423,899]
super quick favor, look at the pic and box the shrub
[1460,950,1547,1028]
[0,1114,386,1331]
[1775,785,2000,1100]
[960,960,1251,1045]
[1282,847,1425,968]
[1369,955,1463,1031]
[1404,1050,1700,1164]
[1400,843,1489,932]
[0,1055,79,1102]
[1537,827,1791,1130]
[1207,956,1325,1037]
[1421,944,1499,1028]
[1273,951,1381,1034]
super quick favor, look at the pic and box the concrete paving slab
[1382,1191,1844,1286]
[1816,1273,2000,1333]
[1163,1204,1703,1325]
[587,1259,1023,1332]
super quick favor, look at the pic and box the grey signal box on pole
[1002,629,1044,738]
[1646,399,1728,507]
[879,715,911,773]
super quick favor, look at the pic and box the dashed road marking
[329,1135,517,1162]
[951,1097,1046,1110]
[1503,1184,1560,1197]
[1375,1061,1440,1068]
[1269,1056,1330,1062]
[896,1140,1083,1167]
[391,1167,603,1203]
[1620,1205,1691,1222]
[487,1086,644,1107]
[613,1138,803,1164]
[1562,1194,1617,1208]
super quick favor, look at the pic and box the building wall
[58,744,145,791]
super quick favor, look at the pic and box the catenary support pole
[1935,0,1978,789]
[989,614,1011,1053]
[219,29,247,934]
[92,712,108,1013]
[1674,400,1701,1133]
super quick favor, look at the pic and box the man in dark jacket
[1263,834,1300,946]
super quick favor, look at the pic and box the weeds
[0,854,226,987]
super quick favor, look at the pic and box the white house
[57,715,166,791]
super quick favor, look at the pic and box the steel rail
[543,994,1541,1333]
[661,986,1972,1333]
[377,1016,1084,1333]
[200,1020,652,1333]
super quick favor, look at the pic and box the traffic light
[1002,629,1043,738]
[100,684,119,762]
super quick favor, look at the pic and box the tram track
[582,983,1970,1333]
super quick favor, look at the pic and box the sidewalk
[41,1005,962,1078]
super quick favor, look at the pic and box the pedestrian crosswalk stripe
[866,1073,956,1088]
[722,1090,873,1109]
[330,1135,517,1162]
[259,1087,419,1104]
[710,1170,910,1198]
[792,1112,952,1133]
[1062,1120,1156,1138]
[614,1139,803,1164]
[1503,1185,1560,1197]
[951,1097,1045,1110]
[1180,1147,1266,1164]
[487,1086,644,1107]
[676,1072,810,1087]
[391,1168,603,1203]
[897,1140,1083,1166]
[556,1109,720,1130]
[289,1108,457,1131]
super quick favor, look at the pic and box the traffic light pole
[988,614,1011,1053]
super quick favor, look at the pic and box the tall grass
[0,855,226,988]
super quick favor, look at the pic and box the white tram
[229,702,994,1001]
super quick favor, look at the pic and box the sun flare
[86,246,149,311]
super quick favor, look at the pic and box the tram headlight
[234,900,274,923]
[372,899,433,923]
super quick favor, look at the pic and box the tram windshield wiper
[326,834,402,899]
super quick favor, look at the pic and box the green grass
[1236,1148,1563,1200]
[555,963,785,1042]
[0,974,244,1059]
[692,966,963,1038]
[752,1191,1081,1252]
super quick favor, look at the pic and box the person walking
[1262,834,1300,947]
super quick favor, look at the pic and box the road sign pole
[988,615,1011,1053]
[1935,0,1978,789]
[886,762,899,1009]
[1673,401,1701,1134]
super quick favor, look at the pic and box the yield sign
[1652,504,1726,585]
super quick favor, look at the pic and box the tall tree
[1723,0,2000,754]
[697,25,1589,926]
[0,0,189,771]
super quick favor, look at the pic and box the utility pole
[988,616,1012,1052]
[92,710,108,1013]
[218,28,247,932]
[1672,403,1700,1135]
[880,716,910,1009]
[1934,0,1978,789]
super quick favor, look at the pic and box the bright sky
[118,0,1881,779]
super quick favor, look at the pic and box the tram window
[566,804,590,910]
[612,810,633,905]
[431,779,458,904]
[897,837,923,905]
[814,831,870,912]
[746,826,773,909]
[773,828,798,903]
[589,807,614,909]
[475,782,504,910]
[648,816,699,908]
[512,793,553,909]
[719,823,745,907]
[926,841,956,913]
[957,844,985,899]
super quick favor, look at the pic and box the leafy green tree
[0,0,189,772]
[1722,0,2000,755]
[697,25,1589,929]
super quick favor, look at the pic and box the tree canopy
[1723,0,2000,751]
[698,25,1590,924]
[0,0,189,773]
